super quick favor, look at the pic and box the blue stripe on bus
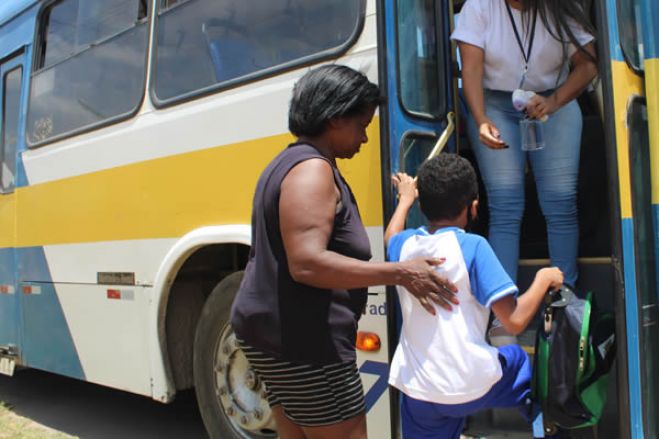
[621,218,645,439]
[640,0,658,58]
[16,246,85,380]
[0,4,36,190]
[360,360,390,412]
[0,248,17,348]
[0,4,36,56]
[0,0,37,27]
[604,0,625,62]
[0,247,14,285]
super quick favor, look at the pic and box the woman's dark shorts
[238,341,366,427]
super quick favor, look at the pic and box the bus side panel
[17,240,174,396]
[0,3,36,367]
[354,223,390,439]
[357,290,391,439]
[16,247,85,379]
[0,247,17,350]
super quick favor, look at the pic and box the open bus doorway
[448,0,619,437]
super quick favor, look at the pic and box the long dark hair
[521,0,597,64]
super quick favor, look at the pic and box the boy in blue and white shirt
[385,154,563,439]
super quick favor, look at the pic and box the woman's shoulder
[460,0,496,15]
[260,144,331,187]
[277,148,334,183]
[283,142,323,157]
[453,0,496,38]
[275,143,330,167]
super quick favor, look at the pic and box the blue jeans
[466,89,581,285]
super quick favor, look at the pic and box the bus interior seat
[202,21,256,83]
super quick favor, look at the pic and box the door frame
[0,49,28,361]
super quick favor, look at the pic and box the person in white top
[450,0,597,304]
[384,154,563,439]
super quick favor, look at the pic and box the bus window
[400,133,438,227]
[27,0,149,146]
[617,0,644,72]
[1,67,22,193]
[153,0,362,103]
[396,0,444,118]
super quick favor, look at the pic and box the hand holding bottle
[512,89,551,122]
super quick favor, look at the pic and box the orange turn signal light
[356,331,381,352]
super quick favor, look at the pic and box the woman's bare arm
[279,159,458,313]
[526,43,598,119]
[458,42,507,149]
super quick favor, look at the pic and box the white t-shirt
[451,0,594,92]
[387,227,518,404]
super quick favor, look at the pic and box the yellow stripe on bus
[611,60,644,219]
[1,121,383,248]
[0,194,16,247]
[645,58,659,204]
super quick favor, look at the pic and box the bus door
[611,0,659,434]
[0,51,26,375]
[381,0,455,230]
[380,0,455,434]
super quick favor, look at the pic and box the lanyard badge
[504,0,538,90]
[506,1,547,121]
[505,2,546,151]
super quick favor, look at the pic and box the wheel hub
[214,326,276,435]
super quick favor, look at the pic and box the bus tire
[193,271,277,439]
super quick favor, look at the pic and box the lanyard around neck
[504,1,538,69]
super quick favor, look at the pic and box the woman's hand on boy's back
[397,257,459,314]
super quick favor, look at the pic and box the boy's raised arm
[491,267,564,335]
[384,172,418,246]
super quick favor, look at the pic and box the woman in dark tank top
[230,65,459,438]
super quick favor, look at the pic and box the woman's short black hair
[288,64,383,137]
[417,153,478,221]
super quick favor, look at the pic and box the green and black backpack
[532,286,616,434]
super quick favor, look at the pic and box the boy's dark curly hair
[417,153,478,221]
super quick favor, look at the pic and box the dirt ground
[0,369,206,439]
[0,401,75,439]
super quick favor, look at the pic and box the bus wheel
[193,271,277,439]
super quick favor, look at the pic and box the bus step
[461,432,530,439]
[463,408,531,438]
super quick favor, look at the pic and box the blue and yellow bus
[0,0,655,438]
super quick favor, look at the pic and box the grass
[0,401,76,439]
